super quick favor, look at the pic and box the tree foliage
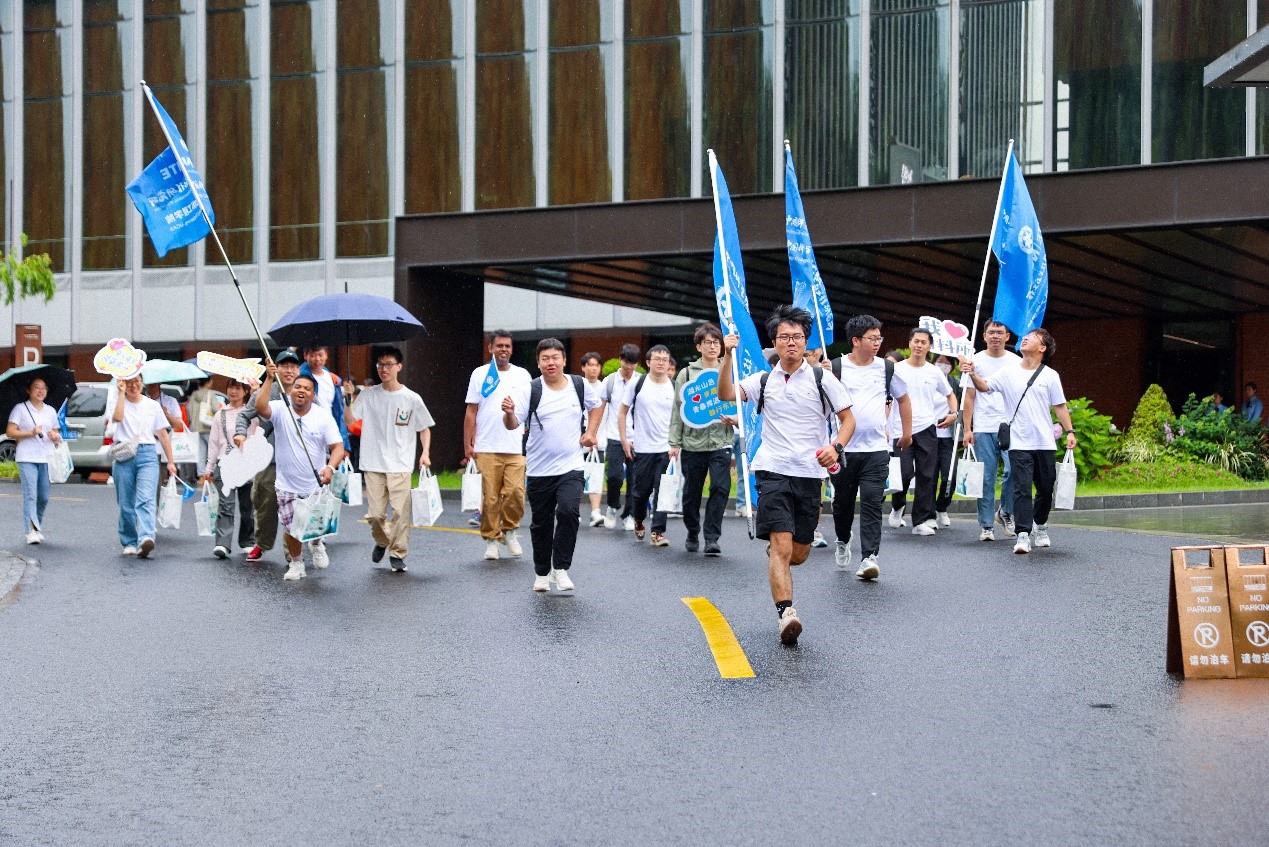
[0,235,55,306]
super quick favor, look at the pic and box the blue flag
[710,157,769,505]
[125,86,215,257]
[479,358,500,398]
[785,147,833,348]
[990,150,1048,343]
[56,399,76,440]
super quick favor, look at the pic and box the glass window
[1153,0,1245,163]
[785,0,859,190]
[959,0,1044,178]
[0,1,14,250]
[625,1,690,200]
[23,4,71,271]
[271,0,322,261]
[1053,0,1139,170]
[548,0,612,205]
[336,0,391,256]
[83,1,133,270]
[1261,1,1269,155]
[207,0,258,264]
[144,0,197,266]
[475,0,536,209]
[704,0,774,195]
[404,1,462,213]
[870,0,949,185]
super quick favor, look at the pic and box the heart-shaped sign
[219,431,274,495]
[94,338,147,379]
[943,320,968,340]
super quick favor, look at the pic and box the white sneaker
[589,509,605,528]
[622,516,636,532]
[888,507,905,528]
[603,507,617,529]
[284,557,306,580]
[1034,525,1051,548]
[936,511,951,528]
[778,607,802,645]
[309,540,329,569]
[834,540,852,570]
[996,508,1016,538]
[121,545,138,556]
[551,569,574,591]
[912,522,936,536]
[532,573,551,592]
[979,527,995,542]
[213,545,229,559]
[25,530,40,545]
[484,540,500,560]
[734,505,753,518]
[504,531,523,557]
[1013,532,1031,554]
[856,554,880,581]
[811,531,828,549]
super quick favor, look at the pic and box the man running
[236,349,302,562]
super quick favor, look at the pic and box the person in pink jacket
[200,379,257,559]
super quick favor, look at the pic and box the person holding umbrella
[112,375,179,558]
[6,378,63,544]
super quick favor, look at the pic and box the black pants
[890,425,938,526]
[1009,449,1056,534]
[831,450,889,558]
[934,436,958,512]
[605,439,635,515]
[526,470,584,576]
[629,451,669,532]
[681,448,731,543]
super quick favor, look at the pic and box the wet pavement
[1,484,1266,846]
[1051,500,1269,543]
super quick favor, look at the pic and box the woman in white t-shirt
[5,378,63,544]
[111,375,179,558]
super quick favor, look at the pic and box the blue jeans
[114,444,159,547]
[974,432,1013,528]
[18,461,50,533]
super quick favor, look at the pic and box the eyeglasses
[375,361,399,369]
[775,334,806,343]
[861,335,884,344]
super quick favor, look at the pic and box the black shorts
[754,471,822,544]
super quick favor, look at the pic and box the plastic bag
[49,441,74,484]
[331,457,362,507]
[954,445,985,499]
[582,448,604,495]
[1054,449,1077,510]
[460,461,483,511]
[194,481,216,537]
[170,429,199,464]
[291,487,340,542]
[412,468,444,527]
[656,457,684,513]
[157,477,183,530]
[883,455,903,495]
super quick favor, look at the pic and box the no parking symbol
[1194,622,1222,650]
[1247,621,1269,649]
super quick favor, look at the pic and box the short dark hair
[909,327,933,343]
[579,351,602,366]
[536,337,566,357]
[693,322,723,345]
[983,318,1009,334]
[618,343,641,364]
[1247,381,1258,392]
[303,346,327,355]
[647,344,671,360]
[845,314,882,346]
[765,305,813,341]
[292,373,318,392]
[884,350,904,363]
[1029,328,1056,364]
[373,345,403,365]
[489,330,512,345]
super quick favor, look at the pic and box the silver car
[64,382,218,478]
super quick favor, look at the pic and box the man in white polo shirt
[720,305,855,646]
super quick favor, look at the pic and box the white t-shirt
[622,375,675,454]
[157,392,183,429]
[894,360,953,433]
[8,402,59,463]
[114,396,171,445]
[268,400,342,496]
[983,362,1067,452]
[600,370,636,443]
[969,349,1021,432]
[348,384,434,474]
[309,370,338,410]
[738,362,852,479]
[465,363,532,454]
[834,357,908,454]
[512,377,602,477]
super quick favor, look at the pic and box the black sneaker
[703,542,722,556]
[685,535,699,552]
[389,556,407,572]
[371,545,386,563]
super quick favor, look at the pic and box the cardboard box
[1167,546,1236,678]
[1224,545,1269,679]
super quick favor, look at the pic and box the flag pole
[708,149,756,538]
[784,140,830,359]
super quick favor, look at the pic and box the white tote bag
[1054,448,1077,511]
[460,461,483,511]
[49,441,74,484]
[194,482,216,537]
[170,429,199,464]
[954,445,985,499]
[157,477,183,530]
[331,457,363,507]
[582,448,605,495]
[412,468,445,527]
[656,457,684,513]
[883,455,903,495]
[292,487,341,542]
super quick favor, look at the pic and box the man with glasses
[619,345,677,547]
[720,305,855,645]
[346,346,434,572]
[827,315,911,580]
[961,319,1021,541]
[668,323,736,556]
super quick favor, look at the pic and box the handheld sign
[918,316,973,359]
[197,351,265,383]
[218,432,274,496]
[678,370,738,429]
[94,338,147,379]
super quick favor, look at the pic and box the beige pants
[365,471,413,559]
[474,452,526,540]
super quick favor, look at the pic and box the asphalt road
[1,483,1266,846]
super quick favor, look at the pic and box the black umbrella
[266,293,428,348]
[0,363,78,430]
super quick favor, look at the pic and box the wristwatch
[1063,429,1075,435]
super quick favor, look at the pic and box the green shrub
[1057,397,1116,480]
[1096,460,1243,489]
[1167,394,1269,480]
[0,461,16,479]
[1124,384,1173,445]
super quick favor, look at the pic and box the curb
[0,550,34,609]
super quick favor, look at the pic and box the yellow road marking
[0,492,85,502]
[357,518,479,534]
[682,597,755,679]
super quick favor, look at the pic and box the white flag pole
[708,149,756,538]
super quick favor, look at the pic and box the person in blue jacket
[300,346,351,450]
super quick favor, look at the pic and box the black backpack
[757,366,832,417]
[830,356,895,403]
[522,375,586,455]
